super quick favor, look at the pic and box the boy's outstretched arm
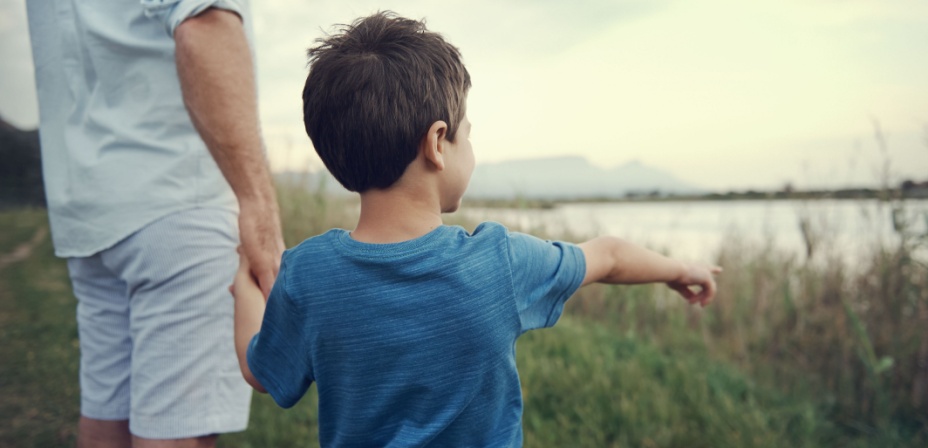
[232,252,268,393]
[579,236,722,306]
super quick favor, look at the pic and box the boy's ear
[421,120,449,171]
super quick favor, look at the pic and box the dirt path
[0,226,48,270]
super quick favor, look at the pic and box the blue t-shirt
[247,222,586,447]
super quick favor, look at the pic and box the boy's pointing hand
[667,263,722,307]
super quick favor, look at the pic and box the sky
[2,0,927,191]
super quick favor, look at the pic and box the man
[26,1,284,446]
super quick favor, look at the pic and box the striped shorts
[66,208,251,439]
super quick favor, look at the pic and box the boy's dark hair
[303,11,471,192]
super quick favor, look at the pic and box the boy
[233,11,720,447]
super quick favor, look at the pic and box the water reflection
[461,199,928,264]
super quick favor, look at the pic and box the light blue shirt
[27,0,250,257]
[248,222,587,447]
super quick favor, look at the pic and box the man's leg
[67,257,134,447]
[105,208,251,442]
[78,417,130,448]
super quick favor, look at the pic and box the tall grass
[274,175,359,247]
[0,209,80,446]
[561,206,928,445]
[2,177,925,447]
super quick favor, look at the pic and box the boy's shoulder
[286,222,548,268]
[277,228,345,271]
[281,223,513,265]
[286,228,345,252]
[470,221,507,235]
[437,221,512,253]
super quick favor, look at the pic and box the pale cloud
[446,0,927,188]
[782,0,928,27]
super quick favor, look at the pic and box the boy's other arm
[579,236,721,306]
[232,253,268,393]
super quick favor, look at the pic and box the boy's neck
[352,184,444,244]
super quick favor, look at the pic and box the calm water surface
[461,199,928,263]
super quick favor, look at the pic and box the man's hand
[239,199,285,299]
[666,263,722,307]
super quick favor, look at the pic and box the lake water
[461,199,928,263]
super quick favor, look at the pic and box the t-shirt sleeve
[140,0,247,36]
[507,232,586,332]
[246,257,314,408]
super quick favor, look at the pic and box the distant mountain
[0,117,45,208]
[467,156,703,199]
[277,156,703,200]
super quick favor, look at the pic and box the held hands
[667,262,722,307]
[230,248,270,393]
[238,200,285,300]
[230,249,264,304]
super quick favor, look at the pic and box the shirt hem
[52,203,238,258]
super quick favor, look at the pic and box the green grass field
[1,190,926,446]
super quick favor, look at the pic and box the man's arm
[579,236,721,306]
[175,8,285,299]
[232,254,267,392]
